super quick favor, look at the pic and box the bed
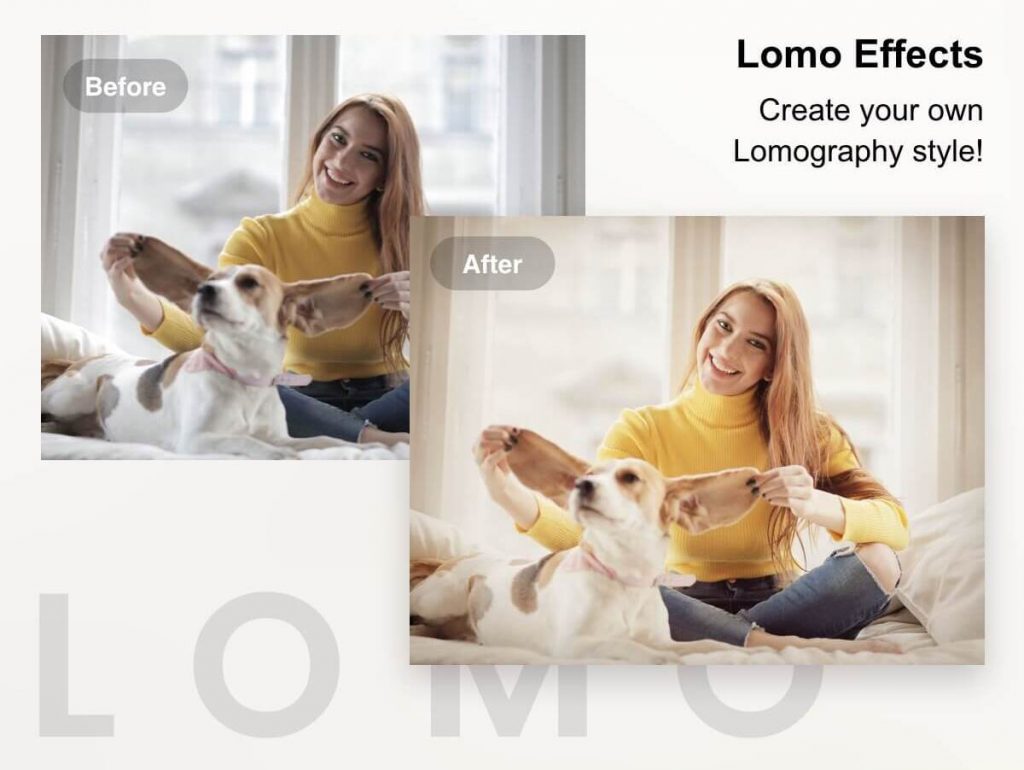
[409,488,984,664]
[41,314,408,461]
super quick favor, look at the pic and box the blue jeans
[276,377,410,443]
[659,546,897,647]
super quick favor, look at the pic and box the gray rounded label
[63,59,188,113]
[430,237,555,290]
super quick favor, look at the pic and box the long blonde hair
[293,93,425,372]
[682,279,899,574]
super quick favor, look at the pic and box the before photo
[40,34,585,460]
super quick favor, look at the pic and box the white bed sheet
[411,608,982,665]
[42,432,408,460]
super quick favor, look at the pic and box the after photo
[40,34,585,459]
[409,215,984,664]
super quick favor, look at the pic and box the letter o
[678,665,822,737]
[820,46,842,67]
[193,592,339,737]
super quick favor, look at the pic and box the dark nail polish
[746,477,756,486]
[358,282,369,292]
[363,291,372,298]
[751,486,760,495]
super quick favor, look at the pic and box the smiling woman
[100,93,424,447]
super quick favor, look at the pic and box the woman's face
[312,105,388,205]
[695,290,776,396]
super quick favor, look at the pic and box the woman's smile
[708,352,741,377]
[322,166,354,187]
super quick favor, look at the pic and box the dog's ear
[662,467,760,534]
[129,235,214,312]
[280,272,375,336]
[502,428,590,508]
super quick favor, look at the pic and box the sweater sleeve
[141,218,270,352]
[825,425,910,550]
[515,407,655,551]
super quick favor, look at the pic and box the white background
[5,1,1022,767]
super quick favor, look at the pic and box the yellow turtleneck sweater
[144,190,390,380]
[520,378,909,582]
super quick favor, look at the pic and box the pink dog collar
[183,348,313,388]
[561,547,660,588]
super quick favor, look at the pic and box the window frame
[42,35,123,337]
[498,36,585,216]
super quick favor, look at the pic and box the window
[337,36,502,215]
[488,218,671,458]
[114,35,286,357]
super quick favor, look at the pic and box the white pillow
[896,488,984,644]
[410,510,483,562]
[41,313,125,361]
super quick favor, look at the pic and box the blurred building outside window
[113,35,286,357]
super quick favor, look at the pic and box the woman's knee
[854,542,901,594]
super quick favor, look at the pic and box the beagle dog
[42,235,375,459]
[411,428,896,662]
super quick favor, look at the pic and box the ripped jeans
[659,545,899,647]
[277,377,410,443]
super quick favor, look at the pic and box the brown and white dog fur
[42,235,376,459]
[411,428,897,662]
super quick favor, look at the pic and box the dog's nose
[198,283,218,301]
[574,478,594,497]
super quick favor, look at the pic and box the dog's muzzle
[197,283,218,305]
[574,477,595,500]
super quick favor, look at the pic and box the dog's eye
[619,471,640,485]
[236,276,259,290]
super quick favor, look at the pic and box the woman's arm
[753,466,847,532]
[100,234,166,332]
[473,427,582,551]
[101,232,204,351]
[474,432,540,528]
[753,426,909,550]
[474,408,655,552]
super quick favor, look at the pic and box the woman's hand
[473,425,539,529]
[753,465,846,533]
[101,233,145,305]
[365,270,410,319]
[99,233,165,331]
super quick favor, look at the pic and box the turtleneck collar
[680,375,760,429]
[297,187,371,236]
